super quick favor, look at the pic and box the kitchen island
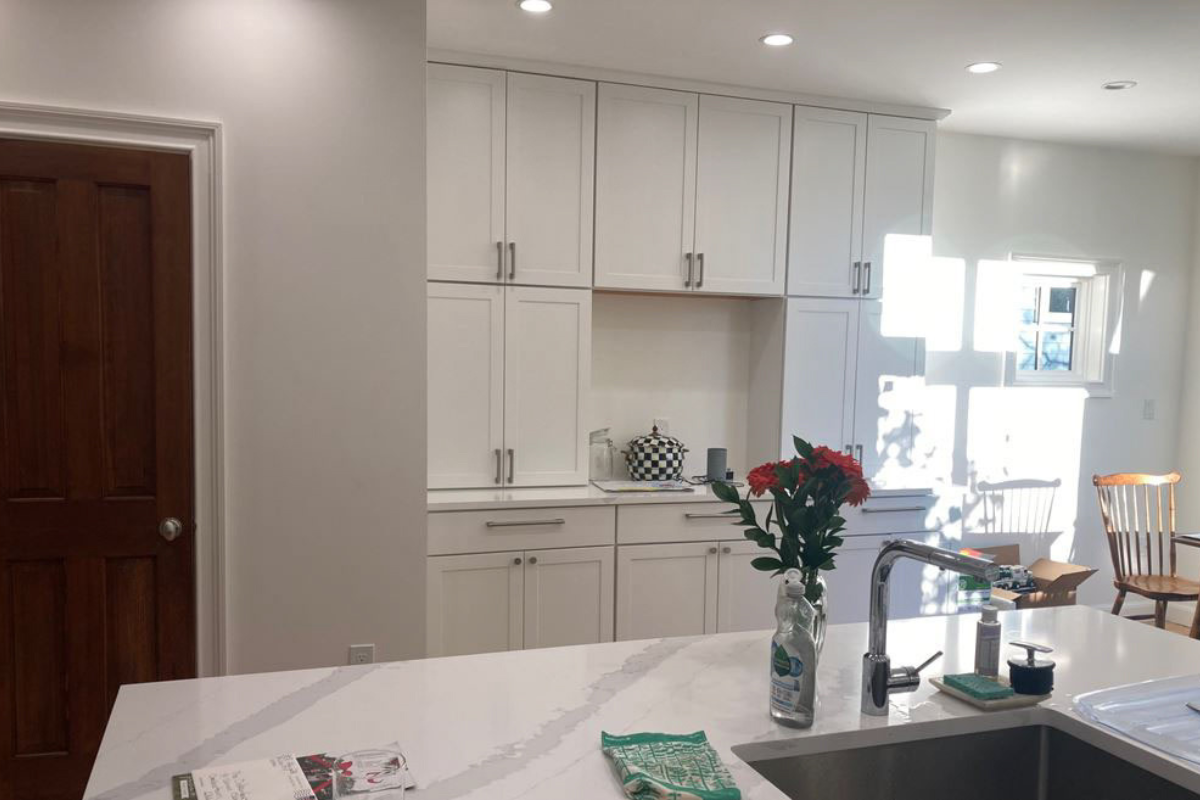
[85,607,1200,800]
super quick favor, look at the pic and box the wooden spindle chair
[1093,472,1200,637]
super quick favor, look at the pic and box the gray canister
[706,448,728,482]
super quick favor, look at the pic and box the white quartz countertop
[85,607,1200,800]
[428,483,932,512]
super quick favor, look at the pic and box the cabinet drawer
[846,494,935,536]
[617,502,769,545]
[428,506,615,555]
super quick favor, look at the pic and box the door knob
[159,517,183,542]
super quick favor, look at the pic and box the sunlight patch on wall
[879,234,964,352]
[974,259,1021,353]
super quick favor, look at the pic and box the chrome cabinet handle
[507,448,515,484]
[496,241,504,280]
[696,252,705,288]
[722,546,731,554]
[844,444,853,455]
[508,242,516,280]
[159,517,183,542]
[684,512,733,520]
[528,556,538,565]
[852,261,861,294]
[486,518,566,528]
[708,546,718,554]
[494,448,502,484]
[855,444,863,463]
[684,252,694,287]
[864,261,872,294]
[861,506,928,514]
[513,557,522,565]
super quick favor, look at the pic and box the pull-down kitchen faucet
[861,539,1001,716]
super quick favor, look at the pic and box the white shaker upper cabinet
[427,64,506,283]
[781,298,859,457]
[523,546,615,649]
[787,107,867,298]
[594,84,698,292]
[693,95,791,296]
[427,283,505,489]
[505,73,596,288]
[504,287,591,487]
[861,115,936,299]
[852,300,924,481]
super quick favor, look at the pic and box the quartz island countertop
[85,607,1200,800]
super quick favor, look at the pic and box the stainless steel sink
[745,726,1198,799]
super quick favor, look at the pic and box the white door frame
[0,101,227,677]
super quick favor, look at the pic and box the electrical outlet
[1143,399,1156,421]
[348,644,375,665]
[653,417,670,434]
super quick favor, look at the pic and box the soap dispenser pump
[1008,640,1055,695]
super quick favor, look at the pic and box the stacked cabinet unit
[594,85,791,296]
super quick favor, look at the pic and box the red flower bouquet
[712,436,871,601]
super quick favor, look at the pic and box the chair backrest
[977,478,1061,536]
[1093,472,1181,581]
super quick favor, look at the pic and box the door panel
[506,73,595,288]
[427,283,505,488]
[0,137,193,800]
[781,298,859,457]
[694,95,790,295]
[427,64,506,283]
[717,540,782,633]
[426,552,524,657]
[861,115,936,298]
[524,546,614,648]
[825,532,945,624]
[853,301,924,482]
[594,84,698,292]
[616,543,719,640]
[504,287,590,486]
[788,107,867,298]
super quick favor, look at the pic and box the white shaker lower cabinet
[426,552,524,657]
[716,540,783,633]
[616,543,720,640]
[524,546,615,649]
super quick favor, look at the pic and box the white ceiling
[428,0,1200,155]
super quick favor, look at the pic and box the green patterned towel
[601,731,742,800]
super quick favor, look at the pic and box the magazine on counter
[171,744,415,800]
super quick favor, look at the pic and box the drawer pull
[485,518,566,528]
[685,512,734,520]
[860,506,928,514]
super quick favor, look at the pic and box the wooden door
[426,552,524,657]
[426,283,505,489]
[594,84,698,292]
[787,107,867,298]
[523,546,614,649]
[505,73,595,289]
[693,95,790,296]
[427,64,506,283]
[0,137,193,800]
[716,540,782,633]
[503,287,590,487]
[852,300,924,481]
[615,543,719,641]
[781,298,859,457]
[861,115,936,299]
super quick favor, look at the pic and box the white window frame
[1004,254,1123,396]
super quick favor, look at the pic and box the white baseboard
[1089,598,1195,627]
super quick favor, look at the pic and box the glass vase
[800,569,828,654]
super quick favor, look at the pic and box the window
[1006,255,1122,394]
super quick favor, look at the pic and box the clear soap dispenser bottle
[974,604,1001,677]
[769,569,817,728]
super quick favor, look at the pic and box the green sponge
[943,673,1015,701]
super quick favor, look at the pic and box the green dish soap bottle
[770,568,817,728]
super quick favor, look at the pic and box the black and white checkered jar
[623,426,688,481]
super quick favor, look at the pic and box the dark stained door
[0,138,194,800]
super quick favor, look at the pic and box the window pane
[1019,286,1039,325]
[1040,331,1073,371]
[1045,286,1077,324]
[1017,331,1038,371]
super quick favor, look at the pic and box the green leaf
[751,556,784,572]
[711,480,741,503]
[793,436,814,459]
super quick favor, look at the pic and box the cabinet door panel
[717,540,782,633]
[504,287,591,486]
[861,115,936,299]
[506,74,595,288]
[427,283,505,488]
[825,533,944,624]
[694,95,790,296]
[426,552,523,657]
[788,107,867,298]
[427,65,506,283]
[853,301,924,482]
[616,543,718,641]
[595,84,697,292]
[781,298,858,457]
[524,546,614,648]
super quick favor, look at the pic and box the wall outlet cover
[348,644,375,665]
[1143,399,1156,421]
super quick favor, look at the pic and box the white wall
[0,0,428,673]
[914,132,1199,607]
[1173,166,1200,624]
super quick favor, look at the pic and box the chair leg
[1154,600,1167,629]
[1111,590,1126,615]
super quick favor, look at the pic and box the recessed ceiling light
[517,0,552,13]
[1102,80,1138,91]
[760,33,794,47]
[966,61,1002,74]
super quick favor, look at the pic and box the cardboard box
[967,544,1097,610]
